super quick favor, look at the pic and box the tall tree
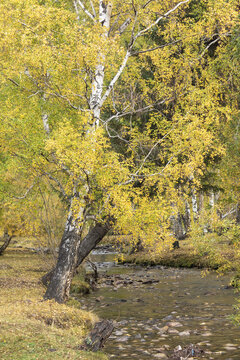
[0,0,238,302]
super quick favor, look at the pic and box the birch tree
[0,0,238,302]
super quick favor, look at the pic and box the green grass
[0,249,108,360]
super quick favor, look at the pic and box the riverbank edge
[0,249,108,360]
[116,241,240,277]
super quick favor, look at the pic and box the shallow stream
[78,248,240,359]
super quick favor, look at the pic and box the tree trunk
[183,200,191,233]
[44,213,80,303]
[44,218,111,303]
[191,190,198,221]
[75,220,111,268]
[173,213,187,240]
[0,230,14,255]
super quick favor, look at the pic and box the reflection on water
[79,250,240,359]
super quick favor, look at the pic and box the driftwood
[82,320,114,352]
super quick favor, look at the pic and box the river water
[78,249,240,359]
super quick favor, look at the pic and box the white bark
[99,1,190,115]
[74,0,96,21]
[209,190,215,209]
[90,2,112,126]
[42,113,50,135]
[191,190,198,220]
[99,50,131,109]
[133,0,190,41]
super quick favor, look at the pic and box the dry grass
[0,250,108,360]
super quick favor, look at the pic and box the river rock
[202,332,212,337]
[174,345,182,351]
[118,335,130,342]
[168,328,179,334]
[225,343,238,347]
[115,330,124,336]
[179,330,191,336]
[167,321,183,327]
[224,346,237,351]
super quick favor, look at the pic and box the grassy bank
[118,237,240,274]
[0,249,108,360]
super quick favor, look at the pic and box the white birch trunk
[209,190,215,209]
[42,94,50,135]
[191,190,198,221]
[90,2,112,126]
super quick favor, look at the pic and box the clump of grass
[0,249,108,360]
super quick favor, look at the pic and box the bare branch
[134,0,190,41]
[197,32,231,60]
[8,78,20,87]
[134,127,175,176]
[105,124,130,144]
[13,181,36,200]
[142,0,155,9]
[89,0,96,18]
[103,97,173,124]
[118,17,132,34]
[44,173,69,200]
[131,40,180,56]
[100,1,189,107]
[222,207,237,219]
[74,0,96,21]
[120,149,183,186]
[100,50,131,107]
[73,0,80,20]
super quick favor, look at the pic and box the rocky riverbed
[77,248,240,359]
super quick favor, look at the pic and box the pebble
[225,343,238,347]
[167,321,183,327]
[174,345,182,351]
[118,336,130,342]
[168,328,179,334]
[224,346,237,351]
[179,330,191,336]
[115,330,124,336]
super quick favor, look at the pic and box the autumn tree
[0,0,238,302]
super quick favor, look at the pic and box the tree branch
[131,40,180,56]
[133,0,190,41]
[12,181,36,200]
[44,173,69,200]
[99,50,131,107]
[103,97,173,124]
[73,0,96,21]
[100,1,190,107]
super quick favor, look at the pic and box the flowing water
[78,248,240,359]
